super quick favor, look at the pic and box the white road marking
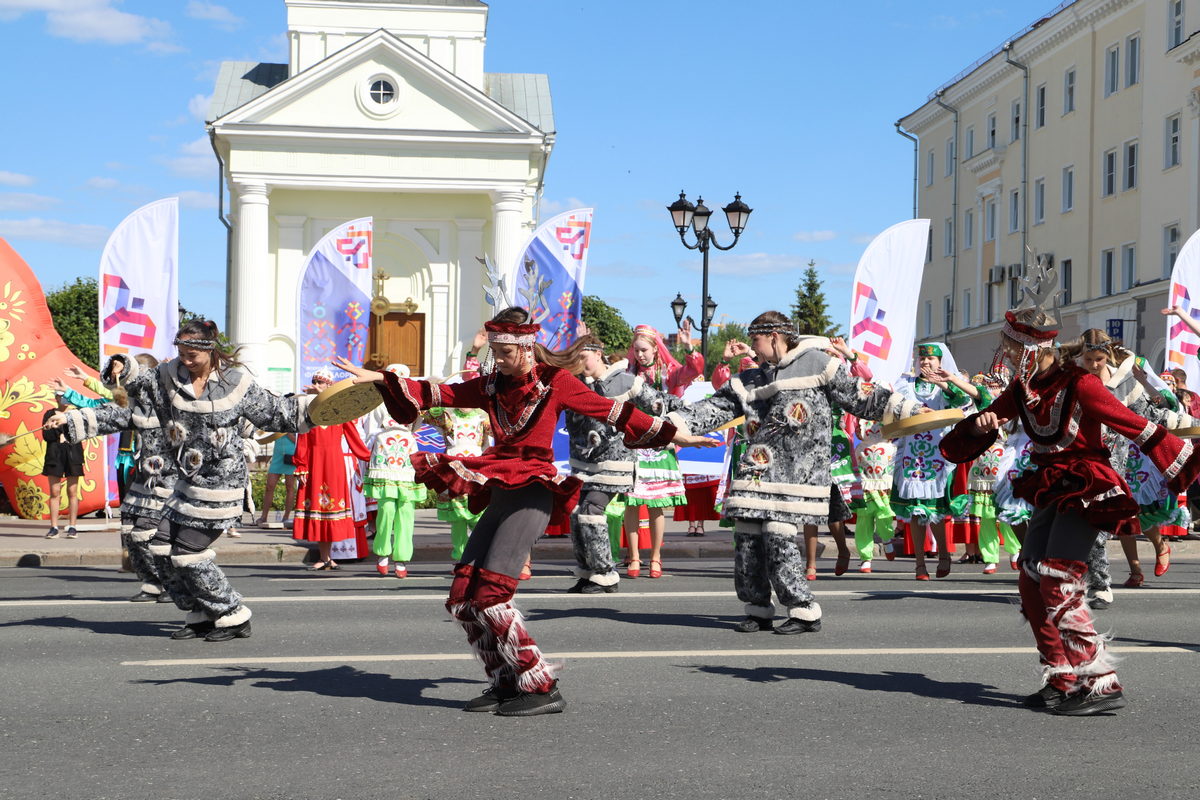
[5,587,1200,608]
[121,644,1198,668]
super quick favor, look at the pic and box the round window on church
[369,79,396,104]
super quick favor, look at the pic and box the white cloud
[186,1,241,29]
[163,136,215,179]
[0,217,109,248]
[0,192,58,211]
[176,190,217,209]
[85,176,119,190]
[0,1,176,48]
[538,196,589,218]
[0,171,34,187]
[793,230,837,243]
[187,93,211,122]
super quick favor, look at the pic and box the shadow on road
[852,590,1017,606]
[0,615,174,637]
[524,606,731,630]
[133,664,478,708]
[690,664,1019,708]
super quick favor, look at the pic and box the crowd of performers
[38,265,1200,718]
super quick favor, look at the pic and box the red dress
[377,364,676,520]
[292,422,371,543]
[941,364,1200,535]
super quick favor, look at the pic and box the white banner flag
[98,197,180,362]
[848,219,931,388]
[1165,227,1200,388]
[296,218,373,387]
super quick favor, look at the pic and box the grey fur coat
[667,338,922,527]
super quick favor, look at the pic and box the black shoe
[495,684,567,717]
[1022,684,1068,709]
[733,615,774,633]
[774,617,821,635]
[205,620,252,642]
[169,621,214,640]
[565,578,589,594]
[463,685,518,713]
[45,527,59,539]
[1087,596,1112,610]
[580,580,617,595]
[156,592,174,604]
[65,527,78,539]
[1051,690,1126,716]
[129,591,160,603]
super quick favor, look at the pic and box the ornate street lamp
[666,190,752,358]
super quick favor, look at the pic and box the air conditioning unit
[988,265,1006,283]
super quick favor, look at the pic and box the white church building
[206,0,554,388]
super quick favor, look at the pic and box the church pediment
[212,29,544,137]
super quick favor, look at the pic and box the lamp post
[667,191,752,359]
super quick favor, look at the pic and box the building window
[945,137,955,177]
[1033,178,1045,224]
[924,301,932,337]
[1009,189,1021,233]
[944,295,952,333]
[1102,249,1115,295]
[1009,275,1021,308]
[985,197,997,241]
[963,288,972,327]
[964,208,974,249]
[1064,68,1076,113]
[986,113,997,149]
[944,217,954,256]
[1061,258,1073,305]
[369,79,396,104]
[965,126,975,158]
[1102,149,1117,196]
[1126,34,1140,86]
[926,227,933,263]
[1165,223,1181,276]
[1122,244,1137,290]
[1036,84,1047,128]
[1124,141,1138,190]
[927,150,935,186]
[1062,165,1075,211]
[1011,99,1022,142]
[1166,114,1182,168]
[1170,1,1185,49]
[1105,45,1120,96]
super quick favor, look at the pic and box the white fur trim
[589,571,620,587]
[166,498,240,520]
[213,605,252,627]
[726,496,829,515]
[128,527,156,543]
[185,610,209,624]
[170,549,217,567]
[1036,561,1074,580]
[788,602,822,621]
[81,407,99,438]
[131,411,159,429]
[1092,589,1114,603]
[745,603,776,618]
[739,357,841,406]
[761,520,800,537]
[139,583,162,595]
[570,457,634,473]
[119,523,133,534]
[66,410,86,443]
[775,337,832,369]
[176,481,245,503]
[169,368,253,414]
[731,479,829,497]
[576,513,607,525]
[577,472,635,487]
[666,410,692,437]
[148,543,171,557]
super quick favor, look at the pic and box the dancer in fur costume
[940,257,1200,715]
[335,308,710,716]
[666,310,927,634]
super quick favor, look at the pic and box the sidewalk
[0,510,736,568]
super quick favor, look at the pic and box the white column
[491,190,526,292]
[231,181,270,377]
[455,216,487,327]
[274,215,308,334]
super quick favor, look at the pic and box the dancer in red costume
[941,257,1200,715]
[334,307,712,716]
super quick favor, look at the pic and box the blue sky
[0,0,1060,334]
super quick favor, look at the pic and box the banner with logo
[1166,228,1200,388]
[848,219,931,388]
[296,218,373,387]
[512,208,593,350]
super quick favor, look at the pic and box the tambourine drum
[714,415,746,433]
[1171,426,1200,439]
[308,378,383,426]
[881,408,965,440]
[256,431,285,445]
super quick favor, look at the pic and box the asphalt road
[2,558,1198,800]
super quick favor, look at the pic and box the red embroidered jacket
[940,363,1200,534]
[377,364,676,517]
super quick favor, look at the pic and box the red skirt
[1013,460,1139,536]
[674,482,721,522]
[411,450,581,522]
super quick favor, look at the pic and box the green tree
[46,277,99,369]
[580,295,633,355]
[791,261,839,337]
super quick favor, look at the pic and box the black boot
[579,580,616,595]
[463,685,518,713]
[774,617,821,635]
[170,621,214,640]
[495,683,567,717]
[1022,684,1068,709]
[130,590,160,603]
[205,620,252,642]
[1051,690,1126,716]
[733,615,774,633]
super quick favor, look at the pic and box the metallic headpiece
[173,337,217,350]
[1000,249,1061,405]
[746,321,797,336]
[579,342,604,352]
[484,320,540,347]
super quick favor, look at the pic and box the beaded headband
[579,342,604,352]
[746,321,796,336]
[484,320,541,347]
[173,337,217,350]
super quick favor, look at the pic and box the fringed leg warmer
[471,567,557,694]
[446,564,512,690]
[1039,558,1121,697]
[1018,567,1076,693]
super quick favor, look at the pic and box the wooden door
[367,312,425,376]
